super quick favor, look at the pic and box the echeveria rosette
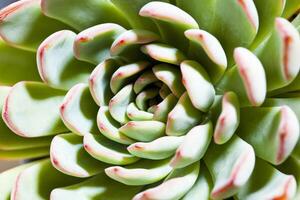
[0,0,300,199]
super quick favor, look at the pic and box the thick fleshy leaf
[133,162,199,200]
[135,88,159,110]
[282,0,300,18]
[74,23,126,64]
[252,0,285,47]
[37,30,94,90]
[11,159,81,200]
[97,106,135,145]
[127,103,154,121]
[133,70,158,94]
[0,162,36,200]
[166,93,203,136]
[83,133,139,165]
[128,136,183,160]
[110,61,150,94]
[105,159,172,185]
[141,43,186,65]
[181,60,215,112]
[214,92,240,144]
[237,158,297,200]
[0,86,52,150]
[204,136,255,199]
[0,40,40,85]
[111,29,159,61]
[140,1,199,51]
[119,121,165,142]
[50,172,142,200]
[217,47,266,107]
[185,29,227,84]
[89,59,120,106]
[2,81,67,137]
[152,64,185,98]
[158,84,172,99]
[60,83,98,136]
[111,0,166,30]
[237,106,299,165]
[41,0,129,30]
[0,0,67,51]
[50,133,107,178]
[0,146,49,160]
[181,163,212,200]
[153,94,177,122]
[255,17,300,91]
[109,84,134,124]
[170,122,212,168]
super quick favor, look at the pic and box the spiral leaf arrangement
[0,0,300,199]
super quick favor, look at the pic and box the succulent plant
[0,0,300,199]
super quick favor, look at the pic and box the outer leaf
[2,81,67,137]
[204,136,255,199]
[0,146,49,160]
[0,0,67,51]
[50,133,107,178]
[11,159,81,200]
[50,172,142,200]
[60,83,98,136]
[37,30,94,90]
[0,86,52,150]
[41,0,130,30]
[0,40,40,86]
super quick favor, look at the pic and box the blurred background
[0,0,21,172]
[0,0,18,8]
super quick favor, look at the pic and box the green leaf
[0,86,52,150]
[50,133,107,178]
[217,47,266,107]
[0,41,41,86]
[237,106,299,165]
[282,0,300,18]
[140,1,198,51]
[41,0,130,30]
[2,81,67,137]
[89,59,120,106]
[119,121,166,142]
[182,163,213,200]
[37,30,94,90]
[237,158,297,200]
[166,93,203,136]
[83,133,139,165]
[185,29,227,84]
[141,43,186,65]
[252,0,285,48]
[11,159,82,200]
[135,88,159,110]
[0,0,68,51]
[170,122,212,169]
[152,64,185,98]
[50,172,142,200]
[109,84,135,124]
[0,146,49,160]
[128,135,183,160]
[0,162,36,200]
[110,61,150,94]
[180,60,215,112]
[105,159,172,185]
[60,83,98,136]
[133,162,200,200]
[213,92,240,144]
[127,103,154,121]
[97,106,135,145]
[204,136,255,199]
[74,23,126,64]
[153,94,178,122]
[255,17,300,91]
